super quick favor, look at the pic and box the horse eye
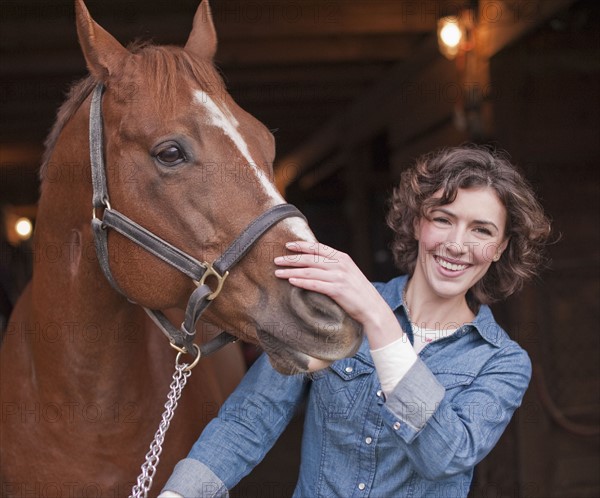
[155,144,185,166]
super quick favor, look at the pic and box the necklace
[402,284,412,323]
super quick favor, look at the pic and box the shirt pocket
[431,371,476,400]
[312,357,374,420]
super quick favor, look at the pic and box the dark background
[1,1,598,497]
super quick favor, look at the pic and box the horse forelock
[130,42,226,110]
[39,40,225,184]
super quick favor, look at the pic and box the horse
[0,1,362,496]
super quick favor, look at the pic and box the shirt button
[345,366,353,373]
[376,390,383,397]
[358,483,366,490]
[393,421,401,430]
[365,437,373,444]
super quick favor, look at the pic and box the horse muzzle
[256,287,363,374]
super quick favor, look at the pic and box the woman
[161,145,551,498]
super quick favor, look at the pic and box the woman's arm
[382,344,531,479]
[161,353,309,497]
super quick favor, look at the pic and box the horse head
[66,0,362,374]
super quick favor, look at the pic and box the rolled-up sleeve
[381,344,532,480]
[381,357,446,438]
[162,459,228,498]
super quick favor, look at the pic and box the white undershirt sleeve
[370,336,418,396]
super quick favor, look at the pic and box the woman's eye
[433,217,450,225]
[474,227,493,236]
[155,144,185,166]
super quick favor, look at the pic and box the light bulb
[440,20,462,48]
[15,217,33,240]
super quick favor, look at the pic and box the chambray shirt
[162,275,531,498]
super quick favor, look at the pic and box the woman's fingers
[274,267,335,282]
[274,240,360,295]
[274,241,386,327]
[285,241,340,260]
[274,254,339,269]
[275,241,344,269]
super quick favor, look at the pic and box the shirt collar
[373,274,410,312]
[469,304,505,347]
[373,275,504,348]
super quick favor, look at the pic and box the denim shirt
[162,275,532,498]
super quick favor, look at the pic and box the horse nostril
[283,286,362,362]
[289,286,345,326]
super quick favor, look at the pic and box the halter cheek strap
[88,83,306,358]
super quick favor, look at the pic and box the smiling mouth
[434,255,469,272]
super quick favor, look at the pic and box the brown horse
[0,1,361,496]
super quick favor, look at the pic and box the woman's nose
[444,227,469,256]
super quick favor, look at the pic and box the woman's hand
[274,241,404,348]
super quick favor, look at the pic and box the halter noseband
[88,83,306,360]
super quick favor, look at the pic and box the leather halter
[88,83,306,359]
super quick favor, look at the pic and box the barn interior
[1,1,598,497]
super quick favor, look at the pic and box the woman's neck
[404,277,475,330]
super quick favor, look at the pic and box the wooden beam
[0,144,43,205]
[275,0,581,191]
[220,62,392,87]
[274,35,441,191]
[210,0,442,38]
[478,0,579,57]
[1,29,415,75]
[216,34,416,66]
[0,2,440,51]
[0,144,44,166]
[275,117,342,192]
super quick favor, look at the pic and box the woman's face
[413,187,508,301]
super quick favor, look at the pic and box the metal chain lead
[129,358,193,498]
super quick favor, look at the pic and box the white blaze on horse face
[193,89,315,242]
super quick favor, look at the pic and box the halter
[88,83,305,361]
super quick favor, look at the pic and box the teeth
[436,257,467,271]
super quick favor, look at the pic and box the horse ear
[184,0,217,60]
[74,0,130,82]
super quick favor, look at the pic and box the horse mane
[39,75,96,180]
[39,40,226,181]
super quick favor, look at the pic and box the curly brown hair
[386,144,551,305]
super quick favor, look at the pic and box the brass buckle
[194,262,229,300]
